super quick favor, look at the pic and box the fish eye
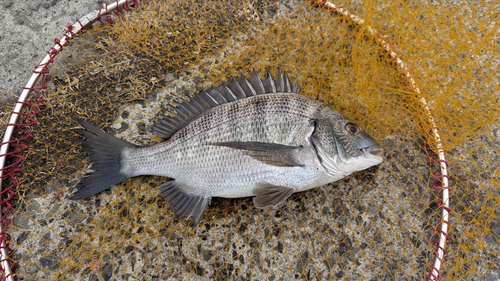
[345,123,360,135]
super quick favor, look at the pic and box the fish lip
[361,145,384,157]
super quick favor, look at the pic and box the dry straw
[0,0,498,280]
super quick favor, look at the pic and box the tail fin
[70,119,136,200]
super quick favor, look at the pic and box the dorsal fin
[152,67,300,139]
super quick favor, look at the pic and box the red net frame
[313,2,451,279]
[0,1,139,279]
[0,1,450,279]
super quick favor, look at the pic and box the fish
[70,68,384,224]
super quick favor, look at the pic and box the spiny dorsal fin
[152,67,300,139]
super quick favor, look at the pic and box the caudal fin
[70,119,136,200]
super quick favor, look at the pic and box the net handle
[0,1,139,279]
[314,1,450,280]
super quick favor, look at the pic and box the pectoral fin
[252,183,295,208]
[158,181,212,225]
[211,141,304,167]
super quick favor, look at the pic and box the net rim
[0,0,451,279]
[313,1,451,279]
[0,0,138,279]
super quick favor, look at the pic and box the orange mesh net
[1,0,498,280]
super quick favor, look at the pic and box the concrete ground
[1,1,498,280]
[1,0,104,278]
[1,0,105,107]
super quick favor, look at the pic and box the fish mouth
[361,144,384,157]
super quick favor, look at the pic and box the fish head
[311,111,384,178]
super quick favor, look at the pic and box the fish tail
[69,119,136,200]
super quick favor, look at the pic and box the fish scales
[125,94,325,193]
[71,68,384,224]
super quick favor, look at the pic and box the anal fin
[253,183,295,208]
[158,181,211,225]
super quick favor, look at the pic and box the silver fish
[70,68,384,224]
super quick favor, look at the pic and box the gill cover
[310,118,383,177]
[310,119,349,176]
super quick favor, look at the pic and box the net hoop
[0,1,450,279]
[314,1,450,280]
[0,1,140,279]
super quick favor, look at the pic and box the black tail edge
[69,119,135,200]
